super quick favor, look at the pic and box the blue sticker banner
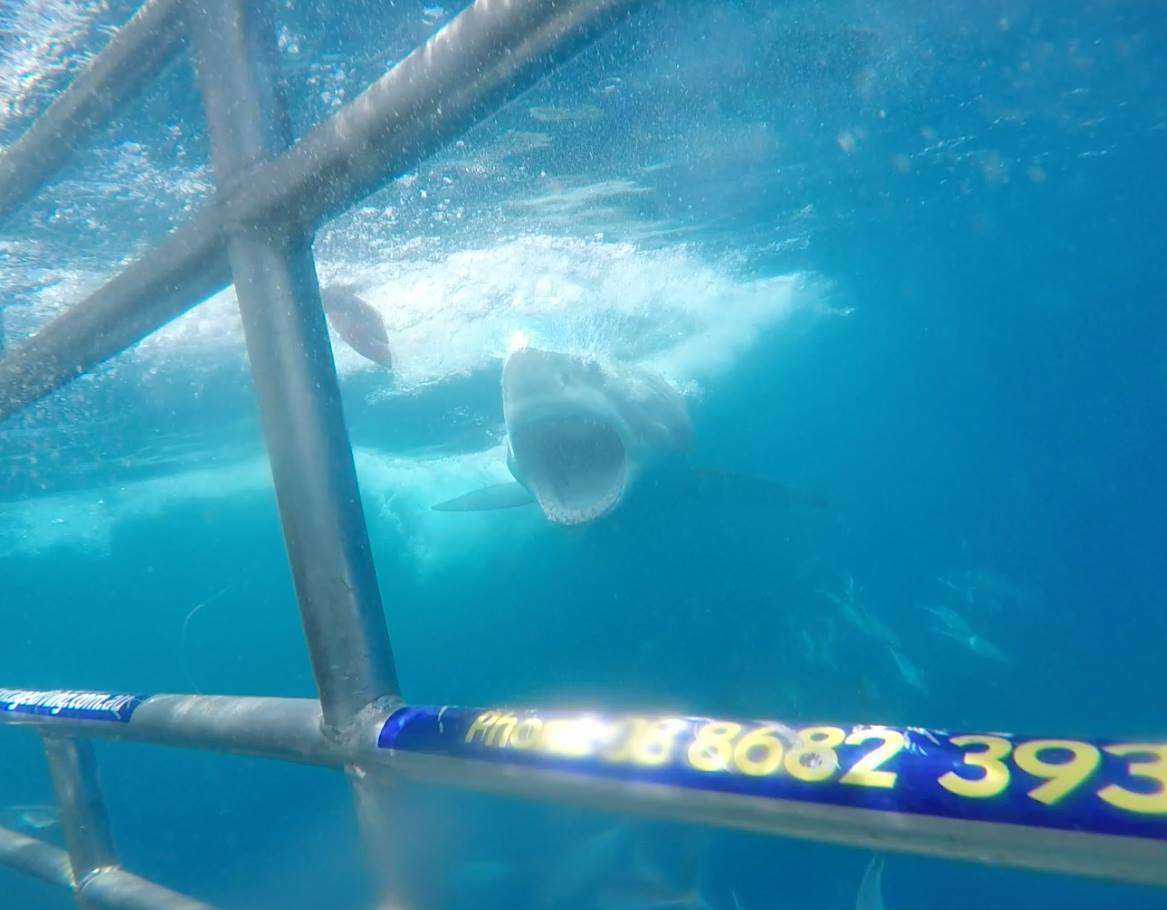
[0,688,145,723]
[379,706,1167,841]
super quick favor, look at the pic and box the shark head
[501,348,691,526]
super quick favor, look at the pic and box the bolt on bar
[0,0,186,226]
[186,0,398,735]
[0,0,644,423]
[2,691,1165,890]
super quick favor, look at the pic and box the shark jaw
[429,347,691,525]
[506,410,629,526]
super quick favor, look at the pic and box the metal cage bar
[3,691,1166,890]
[0,0,645,905]
[0,824,74,890]
[184,3,403,896]
[0,0,644,423]
[41,736,118,892]
[185,0,398,736]
[0,0,186,227]
[5,728,219,908]
[3,0,1164,907]
[0,823,218,910]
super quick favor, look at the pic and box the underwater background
[1,0,1165,907]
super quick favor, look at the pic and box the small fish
[935,568,1038,613]
[528,104,603,123]
[966,634,1011,664]
[887,646,928,694]
[922,604,1010,663]
[921,602,969,635]
[545,822,712,910]
[1,803,58,832]
[856,855,885,910]
[595,882,713,910]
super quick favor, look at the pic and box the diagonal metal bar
[0,0,186,226]
[0,208,228,418]
[225,0,648,229]
[0,0,644,423]
[42,735,118,901]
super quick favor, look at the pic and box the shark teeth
[508,413,628,526]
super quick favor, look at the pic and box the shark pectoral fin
[431,482,535,513]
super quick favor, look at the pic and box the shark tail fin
[432,482,535,513]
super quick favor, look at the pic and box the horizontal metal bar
[0,824,74,888]
[0,0,186,225]
[0,825,217,910]
[0,0,642,423]
[3,689,1165,889]
[78,867,219,910]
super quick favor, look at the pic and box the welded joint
[213,186,309,244]
[326,694,404,754]
[75,863,122,892]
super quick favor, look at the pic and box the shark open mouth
[508,413,628,526]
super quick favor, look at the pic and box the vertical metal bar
[185,0,399,738]
[186,6,406,900]
[42,736,117,902]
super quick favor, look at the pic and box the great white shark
[433,347,693,525]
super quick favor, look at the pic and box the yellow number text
[841,728,904,789]
[733,724,788,776]
[1098,745,1167,815]
[1012,739,1100,805]
[938,735,1011,798]
[688,721,743,772]
[784,726,845,782]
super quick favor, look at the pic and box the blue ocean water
[1,0,1165,907]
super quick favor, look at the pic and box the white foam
[0,446,535,567]
[106,233,815,396]
[352,446,543,572]
[0,459,270,558]
[0,0,102,138]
